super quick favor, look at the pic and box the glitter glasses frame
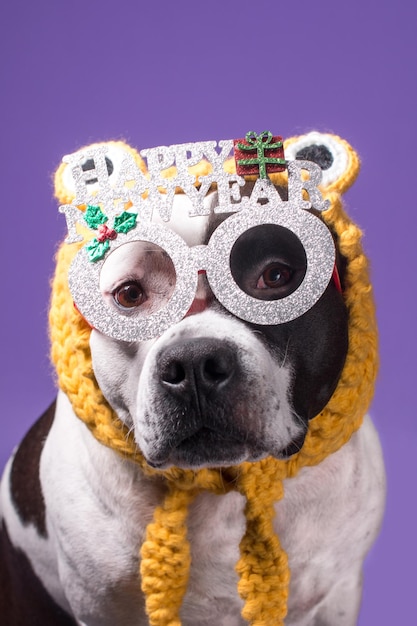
[68,202,336,342]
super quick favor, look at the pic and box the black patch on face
[226,209,348,424]
[10,400,56,538]
[0,520,77,625]
[250,281,348,422]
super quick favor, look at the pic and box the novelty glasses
[68,201,335,342]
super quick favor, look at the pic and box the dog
[0,132,386,626]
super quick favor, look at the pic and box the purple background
[1,1,415,623]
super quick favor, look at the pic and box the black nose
[158,338,238,400]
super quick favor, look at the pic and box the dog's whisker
[281,338,292,368]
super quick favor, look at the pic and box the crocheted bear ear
[54,140,147,205]
[284,131,360,195]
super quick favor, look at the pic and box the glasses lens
[229,224,307,302]
[99,240,176,319]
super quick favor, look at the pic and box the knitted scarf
[49,135,378,626]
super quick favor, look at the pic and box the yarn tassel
[140,486,197,626]
[236,462,289,626]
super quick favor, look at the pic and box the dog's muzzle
[150,337,252,468]
[139,334,276,469]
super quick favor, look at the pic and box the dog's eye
[114,282,146,309]
[229,224,306,302]
[257,263,293,289]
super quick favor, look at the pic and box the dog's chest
[37,395,246,625]
[183,491,247,624]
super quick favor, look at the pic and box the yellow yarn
[49,134,378,625]
[235,460,289,625]
[140,487,197,626]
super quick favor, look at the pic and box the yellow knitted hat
[50,132,378,626]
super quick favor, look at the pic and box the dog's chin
[141,428,306,471]
[141,428,262,470]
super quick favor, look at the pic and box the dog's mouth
[143,427,267,470]
[142,426,306,470]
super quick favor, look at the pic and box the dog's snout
[158,338,237,397]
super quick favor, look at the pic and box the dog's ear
[54,140,148,205]
[284,132,360,195]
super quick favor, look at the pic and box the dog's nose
[158,338,237,398]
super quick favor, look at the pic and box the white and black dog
[0,135,385,626]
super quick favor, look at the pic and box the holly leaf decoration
[83,210,137,263]
[114,211,138,234]
[85,205,108,230]
[86,238,110,262]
